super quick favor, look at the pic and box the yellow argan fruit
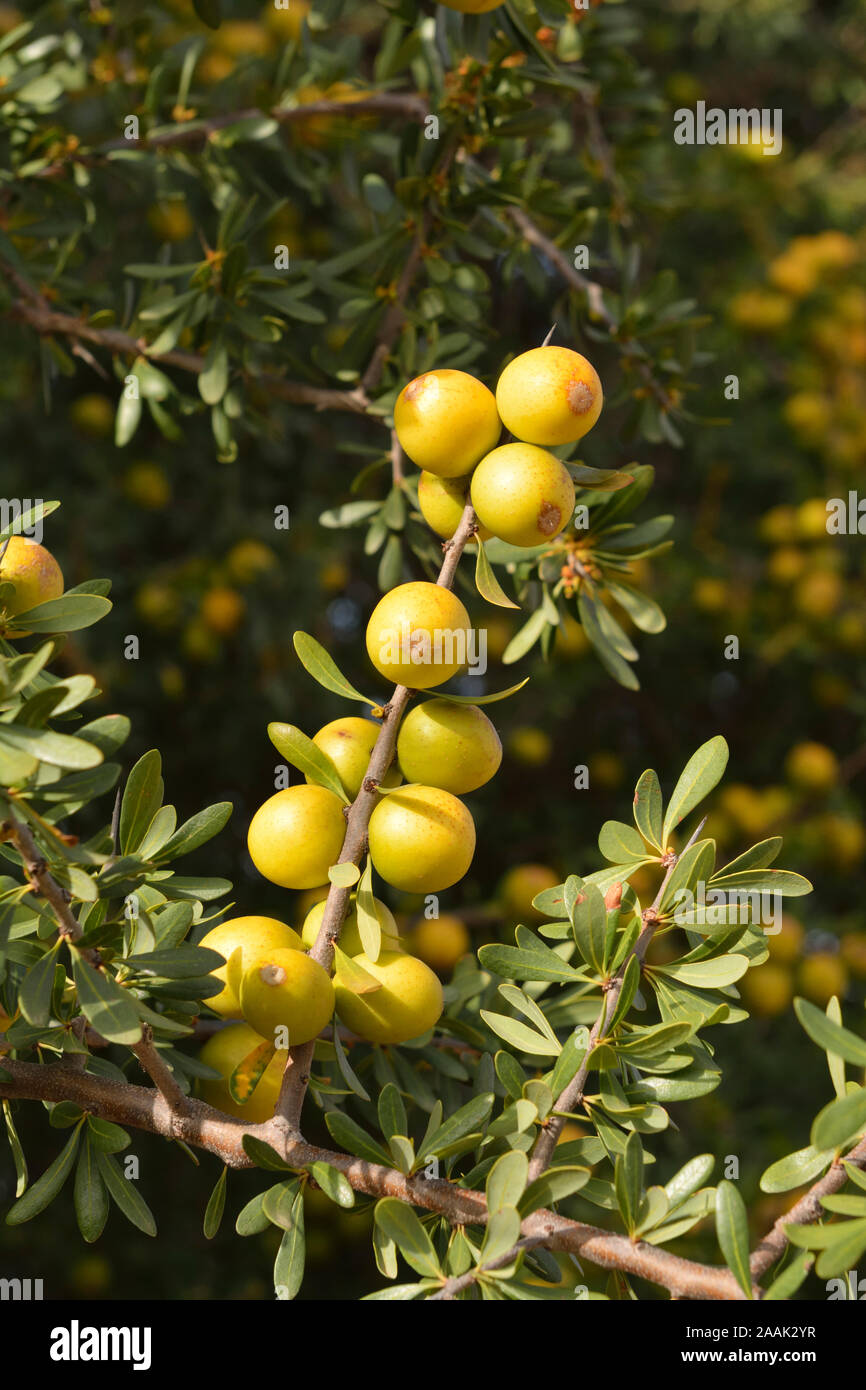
[368,784,475,893]
[410,914,470,973]
[470,443,575,547]
[767,547,806,585]
[393,370,501,478]
[334,951,443,1044]
[200,586,245,636]
[797,498,830,541]
[69,393,114,437]
[213,20,271,56]
[739,963,794,1017]
[499,863,559,921]
[301,894,402,956]
[198,916,304,1018]
[794,570,841,620]
[240,948,335,1047]
[124,462,171,510]
[397,699,501,794]
[495,346,603,446]
[147,201,194,243]
[247,785,346,889]
[507,725,552,767]
[840,932,866,980]
[365,582,473,689]
[784,741,839,793]
[226,539,276,584]
[417,471,491,541]
[819,815,866,870]
[308,717,401,800]
[764,915,804,966]
[0,536,64,637]
[198,1022,288,1123]
[265,1,310,39]
[798,953,849,1007]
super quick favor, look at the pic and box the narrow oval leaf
[715,1179,752,1298]
[662,736,729,845]
[267,723,350,803]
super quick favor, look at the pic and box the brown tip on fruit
[567,378,594,416]
[405,375,428,402]
[260,964,286,987]
[537,502,563,536]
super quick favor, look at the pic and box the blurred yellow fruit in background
[213,20,271,56]
[693,576,730,611]
[783,392,832,440]
[819,815,865,870]
[794,569,841,620]
[765,914,804,965]
[759,504,797,544]
[784,741,838,792]
[136,581,180,629]
[265,1,310,39]
[227,539,277,584]
[740,962,793,1017]
[147,201,194,243]
[796,498,830,541]
[201,586,245,636]
[767,547,806,585]
[840,932,866,979]
[590,751,625,790]
[499,863,558,920]
[124,462,171,510]
[507,725,553,767]
[798,953,848,1006]
[69,393,114,437]
[728,290,792,331]
[410,914,470,972]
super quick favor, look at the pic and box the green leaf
[123,945,225,979]
[9,594,112,633]
[324,1112,392,1167]
[71,954,142,1045]
[18,941,60,1026]
[662,736,729,845]
[664,1154,715,1207]
[762,1253,813,1301]
[814,1220,866,1280]
[417,1092,495,1160]
[203,1166,227,1239]
[3,1101,28,1196]
[502,607,549,665]
[812,1087,866,1153]
[378,1083,408,1143]
[479,1011,561,1057]
[0,500,59,543]
[633,769,663,851]
[374,1198,442,1279]
[199,340,229,405]
[293,632,376,705]
[74,1138,109,1243]
[86,1117,130,1153]
[715,1180,752,1298]
[241,1135,292,1171]
[273,1188,306,1300]
[607,581,666,635]
[486,1151,529,1213]
[475,540,519,609]
[599,821,648,865]
[794,998,866,1067]
[658,956,749,989]
[434,679,529,707]
[267,723,350,803]
[119,750,164,854]
[6,1126,80,1225]
[94,1150,157,1235]
[708,869,812,897]
[0,723,102,770]
[519,1166,590,1216]
[263,1179,300,1231]
[480,1206,521,1267]
[570,885,607,975]
[308,1162,355,1209]
[235,1189,272,1236]
[614,1131,643,1236]
[548,1028,588,1097]
[153,802,233,860]
[477,939,584,985]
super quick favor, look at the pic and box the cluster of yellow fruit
[398,346,602,549]
[739,915,866,1017]
[0,536,64,637]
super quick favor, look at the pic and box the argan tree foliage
[0,0,864,1303]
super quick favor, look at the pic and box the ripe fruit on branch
[417,471,491,541]
[470,442,575,547]
[0,537,64,637]
[368,784,476,892]
[393,369,501,477]
[365,581,473,688]
[308,716,401,799]
[397,699,502,794]
[198,1022,287,1123]
[410,914,470,973]
[496,345,603,445]
[248,785,346,889]
[334,951,444,1044]
[198,916,303,1018]
[240,948,335,1047]
[301,894,403,956]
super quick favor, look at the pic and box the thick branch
[130,1026,189,1118]
[750,1133,866,1279]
